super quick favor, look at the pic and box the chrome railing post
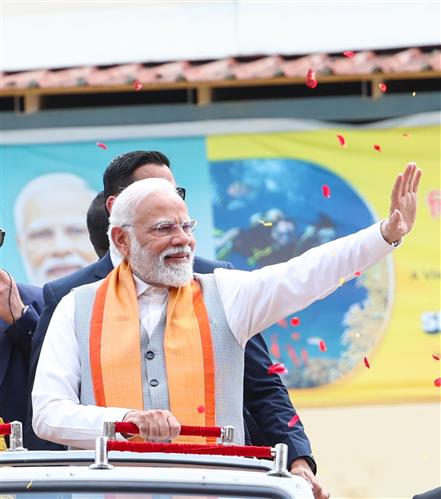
[8,421,26,451]
[267,443,291,477]
[89,436,113,470]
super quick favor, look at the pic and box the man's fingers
[156,417,171,441]
[412,168,422,193]
[401,163,413,196]
[168,415,181,440]
[391,174,402,209]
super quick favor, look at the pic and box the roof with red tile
[1,47,439,91]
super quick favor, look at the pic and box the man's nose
[52,229,72,255]
[170,225,192,245]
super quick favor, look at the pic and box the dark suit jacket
[27,252,315,471]
[0,283,43,426]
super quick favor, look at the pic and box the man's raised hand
[381,163,422,244]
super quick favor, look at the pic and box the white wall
[1,0,440,71]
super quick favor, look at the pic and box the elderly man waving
[33,163,421,494]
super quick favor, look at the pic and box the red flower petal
[133,80,143,91]
[270,335,281,359]
[301,348,309,365]
[96,142,108,150]
[434,378,441,387]
[276,318,288,328]
[291,332,300,341]
[322,184,331,198]
[319,340,327,352]
[354,271,361,277]
[378,83,387,93]
[268,363,288,375]
[288,414,300,427]
[336,134,347,148]
[343,51,355,58]
[197,405,205,414]
[432,354,440,361]
[373,144,382,152]
[306,69,318,89]
[290,316,300,327]
[287,345,301,367]
[364,356,371,368]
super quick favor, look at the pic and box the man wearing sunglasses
[27,150,317,485]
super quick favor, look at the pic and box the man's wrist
[290,455,317,475]
[380,220,401,247]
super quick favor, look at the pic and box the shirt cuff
[12,303,40,338]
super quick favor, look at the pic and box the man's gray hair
[108,177,177,235]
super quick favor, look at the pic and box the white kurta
[33,222,396,448]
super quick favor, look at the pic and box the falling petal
[301,348,309,365]
[276,318,288,328]
[373,144,382,152]
[291,332,301,341]
[343,51,355,58]
[319,340,327,352]
[364,357,371,369]
[432,354,440,361]
[268,363,288,375]
[306,69,318,89]
[338,277,345,286]
[133,80,143,91]
[336,134,347,148]
[96,142,108,150]
[322,184,331,198]
[354,271,361,277]
[434,378,441,387]
[378,83,387,93]
[287,345,301,367]
[270,335,281,359]
[288,414,300,427]
[290,317,301,327]
[197,405,205,414]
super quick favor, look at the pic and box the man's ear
[106,196,116,214]
[111,227,130,258]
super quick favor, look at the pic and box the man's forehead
[135,191,189,223]
[133,163,175,184]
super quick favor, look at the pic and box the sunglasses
[176,186,186,200]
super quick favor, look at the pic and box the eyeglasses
[124,219,197,238]
[176,186,186,200]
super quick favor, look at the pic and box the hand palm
[386,163,422,242]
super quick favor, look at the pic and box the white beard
[129,236,194,288]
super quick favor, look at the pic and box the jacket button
[150,379,159,387]
[145,351,155,360]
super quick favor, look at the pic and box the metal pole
[8,421,26,451]
[103,421,116,439]
[89,437,113,470]
[221,425,234,445]
[267,443,291,478]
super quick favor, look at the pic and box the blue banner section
[1,137,213,284]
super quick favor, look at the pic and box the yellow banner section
[207,124,440,407]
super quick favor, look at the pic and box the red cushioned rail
[0,423,11,436]
[107,439,272,459]
[115,422,221,438]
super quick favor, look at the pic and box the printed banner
[1,115,439,407]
